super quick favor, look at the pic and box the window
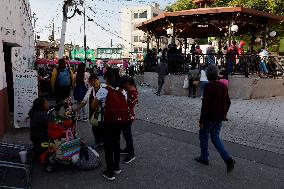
[139,11,147,19]
[134,47,138,52]
[143,48,147,53]
[138,47,143,52]
[134,36,139,43]
[153,13,158,17]
[134,13,138,19]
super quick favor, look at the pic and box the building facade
[121,3,163,58]
[0,0,35,137]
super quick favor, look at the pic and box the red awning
[35,58,56,65]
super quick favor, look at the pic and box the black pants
[121,121,134,156]
[188,78,196,97]
[55,86,71,104]
[243,59,249,78]
[92,121,103,144]
[103,123,121,172]
[157,76,165,94]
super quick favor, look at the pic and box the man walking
[195,65,235,172]
[51,58,74,108]
[155,59,168,96]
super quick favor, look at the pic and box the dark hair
[208,41,212,45]
[205,65,219,81]
[232,41,237,45]
[28,98,47,117]
[104,68,121,88]
[58,58,65,66]
[76,63,86,85]
[88,73,98,82]
[120,75,137,90]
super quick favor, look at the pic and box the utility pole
[58,0,70,59]
[84,7,87,65]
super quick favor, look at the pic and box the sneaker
[122,155,136,164]
[120,149,128,155]
[226,158,235,173]
[82,118,88,122]
[194,157,209,166]
[102,170,115,181]
[114,169,122,175]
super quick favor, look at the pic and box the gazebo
[137,7,284,53]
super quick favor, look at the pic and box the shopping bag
[183,76,189,89]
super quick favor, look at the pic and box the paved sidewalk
[2,120,284,189]
[136,86,284,155]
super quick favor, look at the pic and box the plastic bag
[183,76,189,89]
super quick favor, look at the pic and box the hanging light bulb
[255,38,261,42]
[269,31,276,37]
[167,28,173,35]
[231,25,239,32]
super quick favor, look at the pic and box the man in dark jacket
[195,65,235,172]
[155,59,168,96]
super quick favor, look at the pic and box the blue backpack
[57,69,71,87]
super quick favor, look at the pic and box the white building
[0,0,35,137]
[121,3,164,58]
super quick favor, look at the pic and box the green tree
[166,0,284,15]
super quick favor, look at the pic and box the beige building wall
[121,4,164,58]
[0,0,35,137]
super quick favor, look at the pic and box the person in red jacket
[120,76,139,164]
[195,65,235,173]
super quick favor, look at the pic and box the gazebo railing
[143,53,284,78]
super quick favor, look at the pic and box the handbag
[90,101,104,127]
[193,80,200,85]
[59,129,81,160]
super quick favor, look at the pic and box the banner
[71,48,96,62]
[13,70,38,128]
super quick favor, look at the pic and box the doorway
[3,43,14,113]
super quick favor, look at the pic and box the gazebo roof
[137,7,284,38]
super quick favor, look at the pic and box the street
[2,86,284,189]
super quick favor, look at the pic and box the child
[76,74,103,148]
[120,76,139,164]
[29,98,49,159]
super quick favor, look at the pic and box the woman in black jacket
[29,98,49,159]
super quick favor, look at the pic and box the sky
[29,0,175,48]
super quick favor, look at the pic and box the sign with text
[13,70,38,128]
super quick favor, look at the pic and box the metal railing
[143,53,284,77]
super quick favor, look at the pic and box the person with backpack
[120,76,139,164]
[91,68,128,181]
[73,63,88,122]
[76,74,103,147]
[51,58,74,112]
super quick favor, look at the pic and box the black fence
[143,53,284,78]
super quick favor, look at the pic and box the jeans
[199,81,208,97]
[259,60,268,74]
[226,60,235,76]
[77,101,87,119]
[103,123,121,172]
[121,121,134,156]
[199,121,231,161]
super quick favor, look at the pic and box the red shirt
[199,81,231,124]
